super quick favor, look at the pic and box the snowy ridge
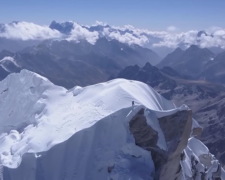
[0,70,175,169]
[0,57,20,72]
[0,57,18,66]
[0,70,224,180]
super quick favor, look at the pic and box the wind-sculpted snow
[0,70,175,169]
[0,57,20,73]
[0,70,224,180]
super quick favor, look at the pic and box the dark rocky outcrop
[159,110,192,180]
[129,108,166,178]
[129,108,193,180]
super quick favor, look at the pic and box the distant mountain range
[157,45,225,84]
[49,21,225,56]
[0,38,160,88]
[0,21,225,58]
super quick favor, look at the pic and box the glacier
[0,70,224,180]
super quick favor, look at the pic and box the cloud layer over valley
[0,21,225,49]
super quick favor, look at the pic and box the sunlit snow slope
[0,70,174,167]
[0,70,224,180]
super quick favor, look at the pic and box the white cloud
[0,21,99,45]
[206,26,223,34]
[0,21,62,40]
[0,21,225,49]
[67,23,99,44]
[199,29,225,48]
[167,26,178,32]
[152,30,198,48]
[102,28,149,46]
[92,21,108,26]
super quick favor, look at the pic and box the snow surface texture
[181,137,225,180]
[0,70,175,168]
[0,70,224,180]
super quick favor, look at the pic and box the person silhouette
[132,101,134,107]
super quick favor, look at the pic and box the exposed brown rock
[159,110,192,180]
[129,108,158,148]
[129,108,193,180]
[129,108,167,179]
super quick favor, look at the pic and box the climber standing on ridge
[132,101,134,107]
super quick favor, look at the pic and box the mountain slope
[200,51,225,83]
[0,70,224,180]
[156,47,184,69]
[0,37,40,53]
[174,45,215,76]
[0,38,160,88]
[157,45,225,84]
[157,45,215,78]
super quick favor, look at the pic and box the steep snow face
[0,70,65,133]
[0,70,176,169]
[3,106,156,180]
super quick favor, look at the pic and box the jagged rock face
[129,108,193,180]
[129,108,158,148]
[158,110,192,153]
[159,110,192,180]
[129,108,166,179]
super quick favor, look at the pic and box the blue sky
[0,0,224,31]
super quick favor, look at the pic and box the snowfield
[0,70,224,180]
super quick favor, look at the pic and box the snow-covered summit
[0,70,224,180]
[0,70,174,167]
